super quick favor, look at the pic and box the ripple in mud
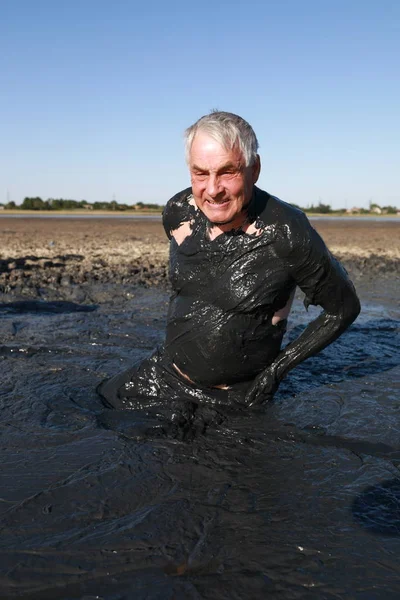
[0,300,97,314]
[0,287,400,599]
[353,479,400,537]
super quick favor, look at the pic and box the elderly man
[99,111,360,412]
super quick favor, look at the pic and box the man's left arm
[245,219,361,406]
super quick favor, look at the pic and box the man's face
[189,132,260,226]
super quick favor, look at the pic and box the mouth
[206,199,230,206]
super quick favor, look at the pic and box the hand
[245,365,280,407]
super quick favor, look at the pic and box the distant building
[370,206,382,214]
[346,207,362,214]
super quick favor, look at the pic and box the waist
[172,362,232,390]
[165,320,286,387]
[169,361,254,400]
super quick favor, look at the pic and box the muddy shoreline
[0,218,398,302]
[0,218,399,599]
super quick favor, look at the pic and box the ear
[251,155,261,184]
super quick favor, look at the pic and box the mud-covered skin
[162,186,360,398]
[98,346,251,415]
[99,186,360,408]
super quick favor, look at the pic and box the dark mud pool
[0,281,399,600]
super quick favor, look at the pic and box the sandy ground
[311,218,400,263]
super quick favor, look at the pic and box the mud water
[1,216,399,599]
[0,269,399,599]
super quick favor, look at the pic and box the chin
[205,211,234,224]
[208,215,236,225]
[205,205,245,226]
[202,204,236,225]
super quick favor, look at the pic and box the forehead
[189,132,243,167]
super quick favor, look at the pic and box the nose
[206,173,222,198]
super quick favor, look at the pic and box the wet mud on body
[0,219,399,599]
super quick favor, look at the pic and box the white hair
[184,110,259,167]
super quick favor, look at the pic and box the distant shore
[1,209,399,221]
[0,209,163,216]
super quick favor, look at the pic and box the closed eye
[220,168,237,175]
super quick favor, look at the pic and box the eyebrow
[191,162,241,173]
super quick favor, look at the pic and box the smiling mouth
[206,199,230,206]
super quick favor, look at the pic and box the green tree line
[1,198,164,211]
[1,198,397,214]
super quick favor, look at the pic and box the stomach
[164,297,286,386]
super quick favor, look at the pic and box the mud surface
[0,218,399,599]
[0,218,399,300]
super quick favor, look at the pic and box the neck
[210,210,249,233]
[206,208,252,241]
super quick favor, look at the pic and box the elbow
[343,293,361,327]
[353,295,361,320]
[328,292,361,333]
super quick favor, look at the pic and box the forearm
[272,294,361,382]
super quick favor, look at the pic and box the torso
[163,187,301,386]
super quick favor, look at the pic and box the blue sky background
[1,0,399,209]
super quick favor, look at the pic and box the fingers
[244,388,257,407]
[245,383,268,407]
[245,378,277,406]
[248,390,272,407]
[244,367,279,407]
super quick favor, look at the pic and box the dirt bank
[0,217,398,301]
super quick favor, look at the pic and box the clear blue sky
[1,0,399,209]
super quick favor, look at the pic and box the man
[99,111,360,412]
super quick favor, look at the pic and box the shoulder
[254,187,315,256]
[162,187,195,239]
[254,187,307,227]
